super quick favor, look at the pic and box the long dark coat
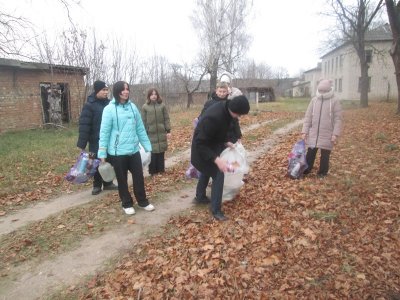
[77,93,110,154]
[199,92,242,143]
[141,102,171,153]
[191,100,233,177]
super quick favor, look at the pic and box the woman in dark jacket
[77,81,118,195]
[141,88,171,175]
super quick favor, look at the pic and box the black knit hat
[228,95,250,115]
[93,80,108,95]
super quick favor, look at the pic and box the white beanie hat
[220,74,231,84]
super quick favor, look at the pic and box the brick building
[0,58,87,133]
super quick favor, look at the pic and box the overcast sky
[3,0,330,76]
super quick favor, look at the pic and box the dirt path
[0,119,302,300]
[0,119,278,236]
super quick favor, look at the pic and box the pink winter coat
[301,89,343,151]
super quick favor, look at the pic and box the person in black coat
[191,95,250,221]
[77,80,118,195]
[194,82,243,205]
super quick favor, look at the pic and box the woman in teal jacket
[141,88,171,175]
[98,81,155,215]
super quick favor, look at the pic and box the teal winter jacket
[98,98,152,158]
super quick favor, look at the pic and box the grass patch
[309,211,338,221]
[375,132,387,141]
[0,126,79,196]
[385,144,399,151]
[256,98,309,112]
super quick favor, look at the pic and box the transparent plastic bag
[220,143,249,201]
[185,163,201,179]
[220,143,249,175]
[287,140,308,179]
[65,151,100,184]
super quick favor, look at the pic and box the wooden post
[256,91,259,110]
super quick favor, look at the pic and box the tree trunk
[359,62,369,108]
[187,93,193,109]
[385,0,400,114]
[209,58,219,93]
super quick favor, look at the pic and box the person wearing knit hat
[219,73,243,100]
[301,78,343,178]
[93,80,108,95]
[77,80,118,195]
[228,95,250,115]
[317,79,332,93]
[191,94,250,221]
[193,82,244,206]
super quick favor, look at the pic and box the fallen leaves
[81,103,400,299]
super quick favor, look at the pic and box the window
[358,77,371,92]
[335,79,338,92]
[335,57,338,72]
[338,78,342,92]
[366,50,372,64]
[340,55,344,69]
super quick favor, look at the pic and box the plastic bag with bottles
[287,140,308,179]
[65,151,100,184]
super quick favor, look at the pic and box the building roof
[320,23,393,59]
[234,78,296,89]
[0,57,88,74]
[304,63,321,73]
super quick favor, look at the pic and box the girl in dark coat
[141,88,171,175]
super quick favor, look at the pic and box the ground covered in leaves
[0,108,301,275]
[77,103,399,299]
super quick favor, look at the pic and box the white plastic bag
[220,143,249,201]
[140,144,151,168]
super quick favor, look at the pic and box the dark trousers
[108,152,149,208]
[149,152,165,175]
[304,147,331,175]
[196,173,210,199]
[196,171,224,215]
[92,155,113,188]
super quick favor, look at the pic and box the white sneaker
[141,204,155,211]
[123,207,135,215]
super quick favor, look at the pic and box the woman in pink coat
[301,79,343,178]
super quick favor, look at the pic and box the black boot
[92,186,102,195]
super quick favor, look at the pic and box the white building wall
[304,69,322,97]
[320,41,397,101]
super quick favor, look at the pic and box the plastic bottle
[290,162,301,178]
[78,153,89,174]
[98,162,116,182]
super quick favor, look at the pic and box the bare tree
[237,59,273,79]
[325,0,384,108]
[0,11,32,57]
[191,0,253,92]
[385,0,400,114]
[171,63,207,108]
